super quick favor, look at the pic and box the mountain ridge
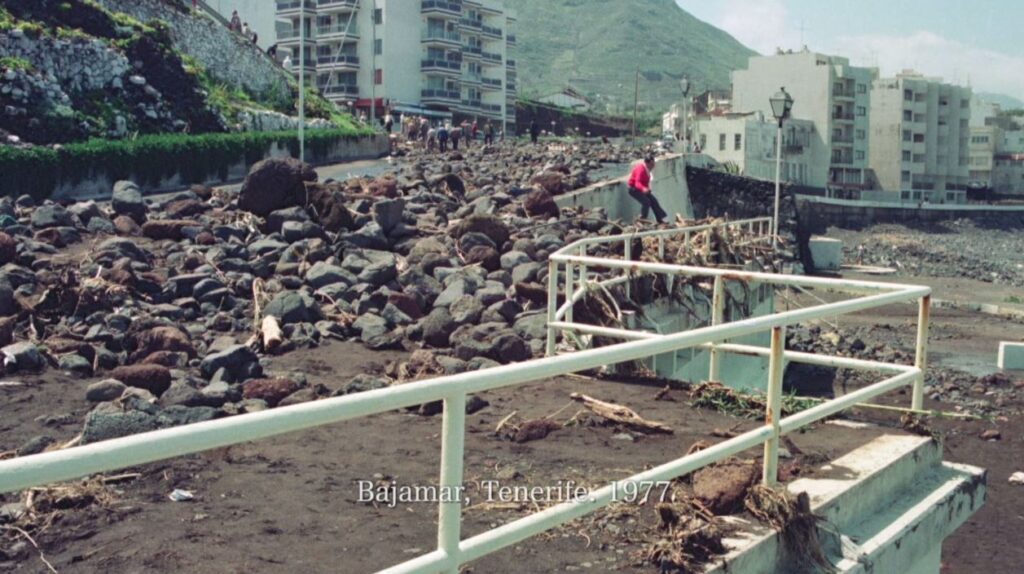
[512,0,755,112]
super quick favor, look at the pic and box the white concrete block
[810,237,843,271]
[998,341,1024,369]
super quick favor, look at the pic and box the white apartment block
[869,71,971,197]
[969,125,998,187]
[275,0,516,129]
[695,112,821,187]
[732,50,877,191]
[967,98,1024,195]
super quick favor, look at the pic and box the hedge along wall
[0,129,387,200]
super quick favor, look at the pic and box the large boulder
[306,184,356,232]
[238,157,317,217]
[109,364,173,396]
[129,326,195,362]
[523,189,560,219]
[30,204,74,229]
[450,214,510,251]
[693,461,758,515]
[199,344,262,382]
[111,181,147,223]
[242,378,301,408]
[341,249,398,286]
[264,291,323,324]
[530,171,567,195]
[141,219,197,241]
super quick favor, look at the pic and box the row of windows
[718,133,742,151]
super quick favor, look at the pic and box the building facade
[868,71,971,198]
[732,50,877,191]
[695,112,821,187]
[275,0,516,129]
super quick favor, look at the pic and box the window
[856,106,866,117]
[904,89,913,101]
[734,134,742,150]
[901,170,911,183]
[856,129,865,140]
[903,110,912,121]
[902,150,911,161]
[719,133,726,151]
[374,68,382,85]
[855,150,865,161]
[903,130,911,142]
[373,8,382,25]
[374,39,382,55]
[857,83,866,94]
[700,134,707,150]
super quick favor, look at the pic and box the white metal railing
[0,219,931,574]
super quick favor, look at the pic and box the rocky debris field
[0,140,670,456]
[786,323,1024,417]
[832,218,1024,287]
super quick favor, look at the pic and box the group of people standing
[401,117,497,152]
[228,10,258,45]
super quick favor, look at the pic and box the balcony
[459,17,482,30]
[481,24,503,39]
[422,29,462,47]
[480,77,502,90]
[317,24,359,41]
[422,59,463,75]
[422,89,461,104]
[318,54,360,70]
[462,45,482,58]
[507,34,516,46]
[482,51,502,65]
[481,103,502,113]
[832,134,854,145]
[422,0,463,18]
[832,111,854,121]
[506,59,516,68]
[318,0,358,10]
[276,0,316,15]
[463,74,482,85]
[323,84,359,97]
[278,28,302,44]
[461,98,481,108]
[507,81,516,92]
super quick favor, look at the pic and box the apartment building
[275,0,516,130]
[695,112,821,187]
[732,50,877,191]
[868,71,971,199]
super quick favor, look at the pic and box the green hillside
[513,0,756,113]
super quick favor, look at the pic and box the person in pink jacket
[627,155,667,224]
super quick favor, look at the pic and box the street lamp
[679,77,690,149]
[769,87,794,248]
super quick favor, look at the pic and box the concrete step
[705,423,985,574]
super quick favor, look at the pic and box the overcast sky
[675,0,1024,103]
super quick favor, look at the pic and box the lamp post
[298,11,305,163]
[769,87,794,249]
[678,77,690,150]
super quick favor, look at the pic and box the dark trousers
[452,138,459,150]
[628,187,667,223]
[439,139,448,152]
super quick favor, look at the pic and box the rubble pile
[840,219,1024,287]
[0,141,668,448]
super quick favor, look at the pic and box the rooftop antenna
[797,19,808,47]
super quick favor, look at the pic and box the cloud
[714,0,802,55]
[831,31,1024,102]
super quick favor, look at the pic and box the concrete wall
[797,194,1024,230]
[554,154,697,220]
[51,134,388,200]
[96,0,292,99]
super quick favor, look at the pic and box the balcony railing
[323,84,359,95]
[463,74,482,84]
[318,54,360,66]
[833,111,854,120]
[481,77,502,88]
[422,59,463,73]
[459,17,482,29]
[481,103,501,113]
[423,30,462,43]
[422,0,463,16]
[461,98,481,107]
[422,89,461,101]
[276,0,316,11]
[833,134,854,144]
[481,25,503,38]
[482,52,502,64]
[317,0,358,8]
[318,24,358,37]
[462,45,482,56]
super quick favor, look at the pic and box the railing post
[913,295,931,411]
[708,276,725,381]
[763,325,786,486]
[578,244,587,306]
[657,236,665,260]
[546,261,558,357]
[438,392,467,573]
[624,237,632,299]
[564,261,574,323]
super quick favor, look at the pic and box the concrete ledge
[555,154,695,221]
[809,237,843,271]
[998,341,1024,369]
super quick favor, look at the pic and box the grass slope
[513,0,755,112]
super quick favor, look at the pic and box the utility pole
[371,0,378,128]
[632,66,639,147]
[298,10,305,163]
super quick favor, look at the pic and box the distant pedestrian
[282,54,293,69]
[451,125,462,150]
[252,32,258,45]
[856,244,865,265]
[384,112,394,133]
[229,10,241,32]
[408,118,419,141]
[471,120,479,143]
[242,22,251,39]
[529,120,539,144]
[192,0,198,10]
[484,122,495,145]
[438,124,450,152]
[627,155,667,224]
[419,118,429,144]
[267,44,278,59]
[426,127,437,151]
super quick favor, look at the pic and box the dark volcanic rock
[111,181,147,223]
[238,157,317,217]
[523,189,560,219]
[451,214,510,250]
[242,378,301,407]
[264,291,323,324]
[109,364,173,396]
[199,344,262,382]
